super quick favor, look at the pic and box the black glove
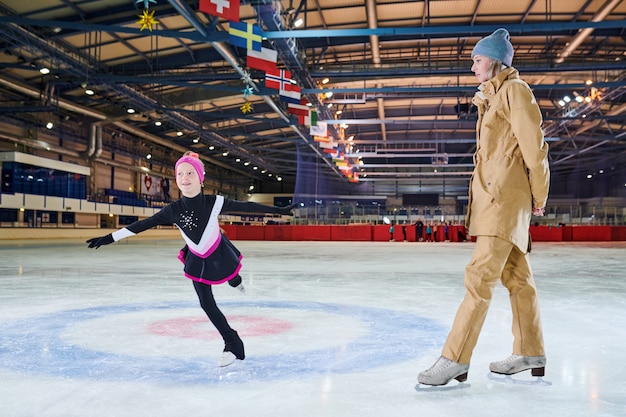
[86,233,114,249]
[277,203,299,215]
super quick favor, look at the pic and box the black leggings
[192,280,234,339]
[192,279,245,359]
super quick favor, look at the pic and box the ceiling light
[192,137,200,143]
[39,67,50,75]
[563,96,571,103]
[244,161,250,166]
[222,151,229,156]
[277,176,282,181]
[208,145,215,150]
[146,153,152,160]
[154,121,162,126]
[85,89,95,96]
[127,108,135,114]
[322,78,330,84]
[177,131,183,136]
[45,122,54,129]
[236,158,241,162]
[294,18,303,28]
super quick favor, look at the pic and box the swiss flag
[199,0,240,22]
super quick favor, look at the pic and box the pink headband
[175,154,205,183]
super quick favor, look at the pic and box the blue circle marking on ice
[0,300,445,384]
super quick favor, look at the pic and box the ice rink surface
[1,238,625,417]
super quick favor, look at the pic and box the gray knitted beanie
[471,28,514,67]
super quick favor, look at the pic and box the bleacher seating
[103,189,148,207]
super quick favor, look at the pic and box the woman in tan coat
[418,28,550,386]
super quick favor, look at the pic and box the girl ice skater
[87,151,295,367]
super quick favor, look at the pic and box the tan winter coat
[467,67,550,253]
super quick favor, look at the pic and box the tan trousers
[442,236,545,364]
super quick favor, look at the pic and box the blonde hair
[488,59,505,79]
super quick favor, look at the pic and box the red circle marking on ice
[146,315,294,339]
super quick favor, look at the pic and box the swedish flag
[228,21,262,51]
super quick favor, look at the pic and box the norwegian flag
[199,0,240,22]
[265,68,293,90]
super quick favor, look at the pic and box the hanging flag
[199,0,241,22]
[279,84,301,104]
[288,102,309,117]
[310,120,328,137]
[317,139,335,149]
[314,135,330,143]
[299,108,317,126]
[228,21,262,51]
[323,147,340,158]
[265,68,292,90]
[306,108,318,126]
[247,47,277,73]
[298,98,310,123]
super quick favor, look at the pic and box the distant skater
[86,151,295,367]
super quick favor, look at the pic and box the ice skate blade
[217,360,246,379]
[218,357,243,368]
[415,382,471,392]
[487,372,552,386]
[218,359,243,369]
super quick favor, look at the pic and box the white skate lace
[426,357,452,374]
[498,355,522,364]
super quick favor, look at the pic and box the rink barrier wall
[2,225,626,242]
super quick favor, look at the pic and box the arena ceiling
[0,0,625,199]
